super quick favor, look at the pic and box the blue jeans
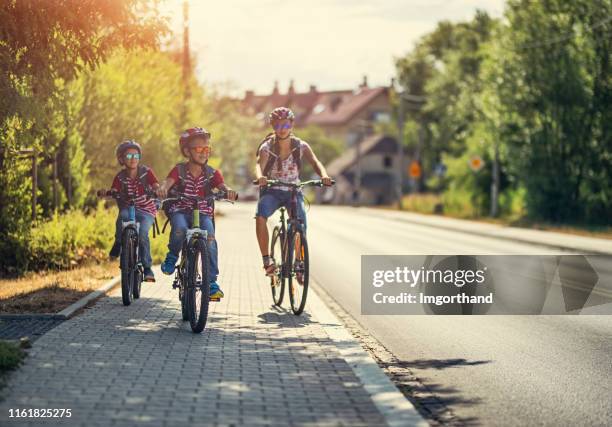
[255,189,307,232]
[114,209,155,268]
[168,211,219,282]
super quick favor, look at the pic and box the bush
[6,202,167,276]
[0,341,25,372]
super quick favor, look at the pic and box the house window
[383,156,393,168]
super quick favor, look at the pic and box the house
[321,134,405,206]
[242,77,393,147]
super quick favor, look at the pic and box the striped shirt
[167,164,224,216]
[111,167,158,217]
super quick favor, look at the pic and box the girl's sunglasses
[190,146,211,154]
[273,123,292,131]
[125,153,141,160]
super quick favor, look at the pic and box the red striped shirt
[111,167,158,217]
[167,165,224,216]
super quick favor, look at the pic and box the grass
[0,261,118,314]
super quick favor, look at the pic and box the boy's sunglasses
[190,146,211,154]
[125,153,141,160]
[273,123,292,131]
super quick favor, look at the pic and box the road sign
[408,161,421,178]
[469,155,485,172]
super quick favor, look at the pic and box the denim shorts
[255,189,307,230]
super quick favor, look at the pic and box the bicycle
[255,179,334,315]
[98,189,160,306]
[161,190,235,333]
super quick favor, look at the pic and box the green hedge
[3,203,169,277]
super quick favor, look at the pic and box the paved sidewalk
[0,209,410,427]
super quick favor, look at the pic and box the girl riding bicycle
[109,140,160,282]
[157,127,237,300]
[255,107,332,276]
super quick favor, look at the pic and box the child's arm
[216,183,238,201]
[255,145,269,186]
[302,144,332,185]
[157,177,175,199]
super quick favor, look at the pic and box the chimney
[272,80,279,95]
[288,79,295,96]
[244,90,254,102]
[360,75,368,88]
[330,96,342,112]
[309,84,317,94]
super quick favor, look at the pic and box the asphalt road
[227,202,612,427]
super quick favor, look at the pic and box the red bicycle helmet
[115,140,142,165]
[268,107,295,125]
[179,127,211,156]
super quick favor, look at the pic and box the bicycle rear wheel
[288,230,309,315]
[186,237,211,333]
[270,226,285,306]
[120,228,137,306]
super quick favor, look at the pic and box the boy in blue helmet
[109,140,160,282]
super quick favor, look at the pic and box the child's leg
[168,212,189,256]
[111,208,130,256]
[199,214,218,283]
[135,211,154,268]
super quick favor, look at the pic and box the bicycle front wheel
[270,226,285,306]
[288,230,309,315]
[186,237,211,333]
[133,264,142,299]
[120,228,137,306]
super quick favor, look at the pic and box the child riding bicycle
[157,127,237,300]
[109,140,160,282]
[255,107,332,277]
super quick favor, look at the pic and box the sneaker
[109,243,120,260]
[143,267,155,282]
[161,253,178,275]
[209,281,224,299]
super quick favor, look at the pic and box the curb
[378,213,612,255]
[308,280,429,427]
[57,275,121,318]
[0,275,121,321]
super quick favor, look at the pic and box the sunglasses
[125,153,141,160]
[190,146,211,154]
[273,123,292,131]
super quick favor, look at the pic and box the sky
[159,0,506,97]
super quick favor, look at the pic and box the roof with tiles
[242,77,390,127]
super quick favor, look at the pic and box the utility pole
[396,93,405,209]
[395,90,426,200]
[181,1,191,124]
[490,140,500,217]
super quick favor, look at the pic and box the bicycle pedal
[209,297,221,302]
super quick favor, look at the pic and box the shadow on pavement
[400,358,492,370]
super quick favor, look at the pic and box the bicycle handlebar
[162,189,238,204]
[252,179,335,188]
[96,189,159,202]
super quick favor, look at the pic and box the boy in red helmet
[109,140,160,282]
[255,107,332,276]
[157,127,237,300]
